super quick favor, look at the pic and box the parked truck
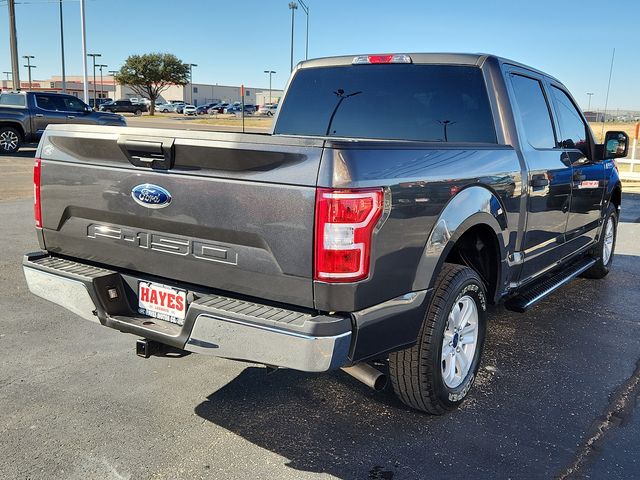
[99,99,148,116]
[23,53,628,413]
[0,91,126,153]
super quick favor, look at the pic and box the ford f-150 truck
[23,53,629,414]
[0,91,126,153]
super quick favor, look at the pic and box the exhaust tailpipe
[341,363,387,391]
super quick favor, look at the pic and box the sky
[1,0,639,110]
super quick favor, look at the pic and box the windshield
[274,64,496,143]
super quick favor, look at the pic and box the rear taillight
[34,158,42,228]
[314,188,384,282]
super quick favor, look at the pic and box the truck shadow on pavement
[194,253,640,480]
[194,365,433,479]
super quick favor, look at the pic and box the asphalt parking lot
[1,148,639,480]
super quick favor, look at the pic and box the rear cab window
[0,93,26,107]
[274,64,497,143]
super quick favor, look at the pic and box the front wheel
[0,127,21,154]
[389,263,487,414]
[583,203,617,279]
[134,109,142,116]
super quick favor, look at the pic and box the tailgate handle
[118,138,174,170]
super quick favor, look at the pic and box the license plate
[138,282,187,325]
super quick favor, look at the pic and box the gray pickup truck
[0,91,126,153]
[23,53,628,414]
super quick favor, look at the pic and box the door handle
[530,175,549,188]
[35,113,44,118]
[67,115,76,119]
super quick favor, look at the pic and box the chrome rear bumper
[23,252,352,372]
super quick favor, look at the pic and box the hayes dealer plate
[138,282,187,325]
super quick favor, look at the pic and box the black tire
[0,126,22,154]
[134,109,142,116]
[582,203,617,279]
[389,263,487,414]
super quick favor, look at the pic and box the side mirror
[603,131,629,158]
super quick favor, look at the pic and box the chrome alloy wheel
[602,216,615,265]
[0,130,19,152]
[441,295,479,389]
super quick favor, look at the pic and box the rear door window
[274,64,497,143]
[510,74,556,149]
[35,94,66,111]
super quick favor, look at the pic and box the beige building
[0,75,116,102]
[115,82,283,107]
[1,75,282,107]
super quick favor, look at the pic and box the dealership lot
[1,149,639,479]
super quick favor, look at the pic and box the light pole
[188,63,197,104]
[299,0,309,60]
[264,70,275,105]
[586,92,594,112]
[97,64,107,103]
[59,0,66,92]
[8,0,21,91]
[80,0,88,102]
[108,70,117,100]
[288,2,297,71]
[22,56,35,90]
[87,53,101,108]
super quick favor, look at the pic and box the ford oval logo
[131,184,172,209]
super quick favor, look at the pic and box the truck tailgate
[37,125,324,308]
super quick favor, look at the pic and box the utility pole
[87,53,101,108]
[80,0,88,102]
[264,70,275,105]
[97,64,107,103]
[288,2,297,71]
[586,92,594,112]
[59,0,66,92]
[299,0,309,60]
[8,0,21,91]
[189,63,197,104]
[23,56,35,90]
[108,70,118,100]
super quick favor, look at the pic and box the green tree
[114,53,190,115]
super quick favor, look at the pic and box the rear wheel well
[444,224,500,302]
[0,122,24,140]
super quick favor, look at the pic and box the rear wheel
[0,127,21,154]
[389,263,487,414]
[134,109,142,116]
[583,203,617,279]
